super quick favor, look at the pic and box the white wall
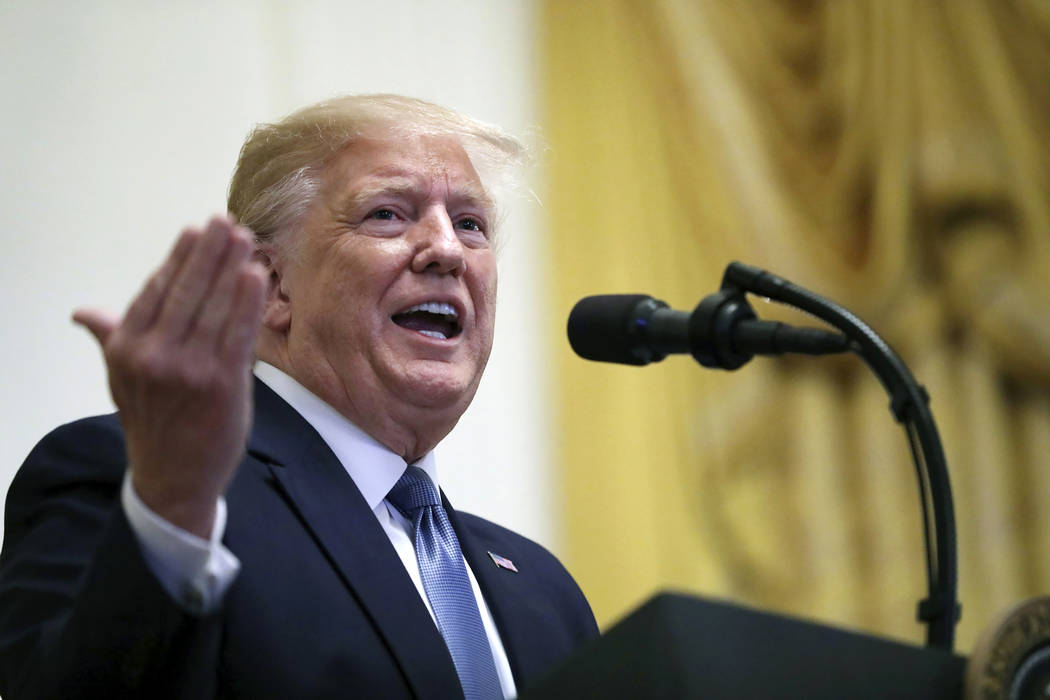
[0,1,557,550]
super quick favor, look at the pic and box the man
[0,95,598,699]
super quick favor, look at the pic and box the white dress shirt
[122,361,516,699]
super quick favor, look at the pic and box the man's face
[270,132,498,438]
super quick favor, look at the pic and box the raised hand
[74,215,268,538]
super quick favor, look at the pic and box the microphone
[567,293,851,369]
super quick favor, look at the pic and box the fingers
[78,214,263,366]
[122,226,200,335]
[156,215,239,341]
[76,225,201,350]
[185,223,257,353]
[72,308,120,346]
[218,262,268,364]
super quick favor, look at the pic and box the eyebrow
[342,173,495,218]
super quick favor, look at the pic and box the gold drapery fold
[541,0,1050,650]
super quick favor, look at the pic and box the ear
[255,248,292,333]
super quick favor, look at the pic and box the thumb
[72,308,120,346]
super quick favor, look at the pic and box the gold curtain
[540,0,1050,651]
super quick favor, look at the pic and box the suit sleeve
[0,415,222,699]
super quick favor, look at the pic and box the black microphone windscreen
[567,294,653,365]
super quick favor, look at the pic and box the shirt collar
[253,361,440,511]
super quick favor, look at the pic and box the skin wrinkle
[255,132,498,464]
[335,176,494,249]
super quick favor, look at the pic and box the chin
[396,365,481,412]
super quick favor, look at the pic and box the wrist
[130,472,219,539]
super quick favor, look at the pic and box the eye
[455,216,486,234]
[356,206,410,238]
[369,208,399,221]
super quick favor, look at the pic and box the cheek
[472,258,498,309]
[304,273,375,343]
[474,281,498,344]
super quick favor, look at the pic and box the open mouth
[391,301,462,340]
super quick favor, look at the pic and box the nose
[410,208,466,277]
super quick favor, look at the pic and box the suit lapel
[443,495,550,687]
[247,379,463,700]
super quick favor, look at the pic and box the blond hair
[227,94,527,251]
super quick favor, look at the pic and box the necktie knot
[387,465,440,518]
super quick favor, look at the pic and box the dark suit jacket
[0,379,598,699]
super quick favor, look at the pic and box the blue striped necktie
[387,466,502,700]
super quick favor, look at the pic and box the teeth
[401,301,457,318]
[418,330,448,340]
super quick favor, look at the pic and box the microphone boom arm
[721,262,960,650]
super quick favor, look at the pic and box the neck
[255,346,459,463]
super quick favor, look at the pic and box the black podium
[521,592,967,699]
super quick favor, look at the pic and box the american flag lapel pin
[487,551,518,573]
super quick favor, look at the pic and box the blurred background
[2,0,1047,655]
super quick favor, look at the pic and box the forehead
[320,132,493,211]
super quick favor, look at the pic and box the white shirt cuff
[121,472,241,614]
